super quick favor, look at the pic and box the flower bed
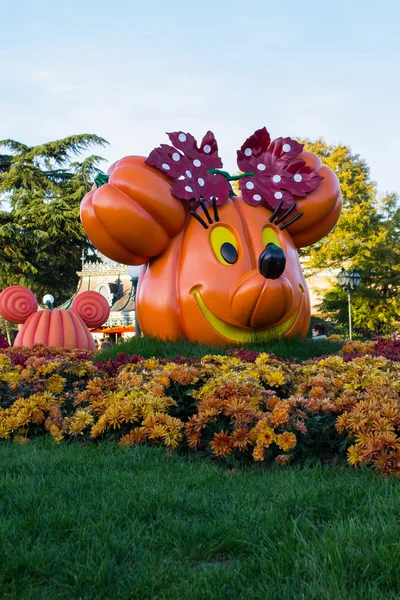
[0,340,399,475]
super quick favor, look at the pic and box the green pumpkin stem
[94,172,110,188]
[207,168,255,181]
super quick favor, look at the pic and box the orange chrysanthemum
[31,409,45,425]
[210,431,232,457]
[231,427,251,450]
[269,408,289,427]
[275,454,292,466]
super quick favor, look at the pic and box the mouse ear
[236,129,342,247]
[283,152,342,248]
[71,291,110,328]
[0,286,38,324]
[80,156,187,266]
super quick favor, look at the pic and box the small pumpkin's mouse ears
[71,291,110,328]
[0,286,38,324]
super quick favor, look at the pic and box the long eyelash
[279,212,304,230]
[274,203,296,225]
[199,198,213,224]
[190,211,209,229]
[269,200,284,223]
[212,197,220,222]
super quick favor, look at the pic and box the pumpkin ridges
[109,164,185,237]
[291,195,342,249]
[72,312,92,349]
[15,312,42,347]
[33,310,51,346]
[81,157,186,266]
[108,155,174,185]
[59,309,76,349]
[48,310,64,348]
[81,191,149,265]
[93,184,171,258]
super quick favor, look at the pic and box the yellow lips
[191,286,298,343]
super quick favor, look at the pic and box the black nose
[258,243,286,280]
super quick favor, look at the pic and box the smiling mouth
[190,286,300,343]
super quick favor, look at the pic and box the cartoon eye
[210,226,238,265]
[262,226,281,248]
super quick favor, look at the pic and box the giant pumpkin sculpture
[80,127,342,345]
[0,287,109,350]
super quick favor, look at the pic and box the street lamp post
[336,269,362,341]
[127,266,142,338]
[42,294,55,310]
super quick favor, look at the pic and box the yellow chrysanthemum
[335,414,349,434]
[45,375,66,394]
[143,358,159,371]
[253,444,265,461]
[148,424,168,440]
[264,370,286,388]
[162,432,181,449]
[69,410,94,435]
[257,427,276,448]
[347,444,364,466]
[347,413,368,433]
[90,420,106,438]
[105,405,123,429]
[372,417,395,434]
[276,432,297,452]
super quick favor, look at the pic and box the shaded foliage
[300,139,399,335]
[0,134,108,303]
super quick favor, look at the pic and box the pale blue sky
[1,0,399,195]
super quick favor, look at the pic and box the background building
[64,254,336,342]
[62,254,138,344]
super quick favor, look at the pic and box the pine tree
[0,134,108,303]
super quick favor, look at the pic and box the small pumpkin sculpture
[0,287,110,350]
[81,127,342,345]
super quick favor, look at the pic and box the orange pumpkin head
[0,287,110,350]
[80,128,342,346]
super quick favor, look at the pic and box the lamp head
[42,293,54,309]
[336,269,348,289]
[350,271,362,290]
[127,265,142,280]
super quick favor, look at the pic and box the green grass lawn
[95,335,343,362]
[1,440,400,600]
